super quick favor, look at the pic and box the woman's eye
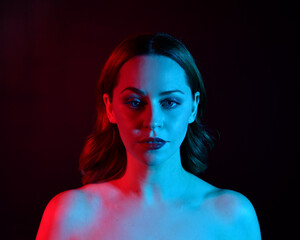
[125,99,144,109]
[161,99,180,109]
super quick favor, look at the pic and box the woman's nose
[142,103,163,129]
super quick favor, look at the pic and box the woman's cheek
[168,106,190,125]
[114,104,135,125]
[115,109,139,140]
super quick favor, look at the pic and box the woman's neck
[110,150,192,205]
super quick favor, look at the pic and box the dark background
[0,0,298,239]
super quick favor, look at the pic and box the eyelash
[125,98,181,110]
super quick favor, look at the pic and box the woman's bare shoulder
[190,177,256,217]
[203,186,261,239]
[204,188,255,217]
[188,175,260,239]
[46,184,105,214]
[36,183,110,240]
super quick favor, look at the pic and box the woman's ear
[188,92,200,123]
[103,93,117,124]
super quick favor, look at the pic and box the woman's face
[103,55,199,166]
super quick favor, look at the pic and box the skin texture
[36,55,261,240]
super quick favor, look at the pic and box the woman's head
[103,54,200,167]
[79,33,214,184]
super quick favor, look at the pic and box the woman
[37,33,261,239]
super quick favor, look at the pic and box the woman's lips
[138,137,167,150]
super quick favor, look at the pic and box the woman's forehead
[115,55,190,93]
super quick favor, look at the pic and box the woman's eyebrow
[121,87,146,95]
[159,90,184,96]
[120,87,184,96]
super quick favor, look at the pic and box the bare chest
[86,202,224,240]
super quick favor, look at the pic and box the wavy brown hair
[79,33,214,185]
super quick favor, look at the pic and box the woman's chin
[130,151,166,167]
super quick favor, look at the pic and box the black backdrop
[1,0,298,239]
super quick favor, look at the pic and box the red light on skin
[36,190,100,239]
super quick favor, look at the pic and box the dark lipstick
[139,137,167,150]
